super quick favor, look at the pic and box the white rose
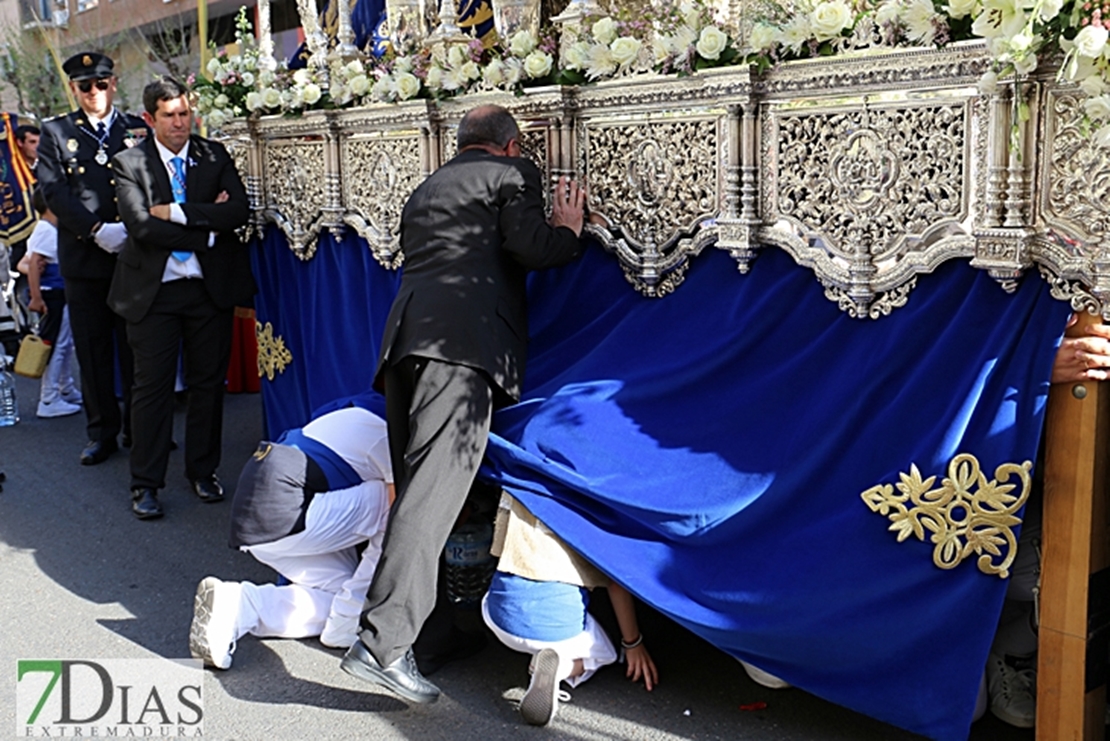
[563,41,592,70]
[206,57,221,74]
[504,57,525,86]
[592,17,617,45]
[483,58,507,86]
[207,109,226,129]
[262,87,282,108]
[302,82,322,105]
[395,72,421,100]
[696,26,729,60]
[1085,93,1110,120]
[977,69,999,95]
[1079,74,1107,97]
[460,60,481,81]
[346,60,364,76]
[810,0,853,40]
[1094,123,1110,148]
[349,73,371,95]
[523,50,553,78]
[944,0,977,18]
[509,30,536,57]
[259,70,275,86]
[1074,25,1109,59]
[425,66,444,90]
[448,45,467,67]
[1038,0,1062,20]
[610,36,643,66]
[330,84,351,106]
[245,91,263,111]
[372,75,396,101]
[748,23,781,51]
[241,71,255,87]
[293,68,312,85]
[394,56,414,74]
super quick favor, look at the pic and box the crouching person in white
[189,405,394,669]
[482,492,658,726]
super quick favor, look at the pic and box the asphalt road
[0,371,1035,741]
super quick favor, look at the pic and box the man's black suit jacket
[37,109,148,281]
[377,149,582,403]
[107,134,256,324]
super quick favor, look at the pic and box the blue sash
[276,428,362,491]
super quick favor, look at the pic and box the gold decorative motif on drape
[255,321,293,381]
[860,454,1032,578]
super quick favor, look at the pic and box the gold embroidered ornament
[860,454,1032,579]
[255,321,293,381]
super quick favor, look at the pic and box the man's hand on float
[550,176,586,237]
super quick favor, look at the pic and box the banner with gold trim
[0,113,37,245]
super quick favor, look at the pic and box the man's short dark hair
[31,186,47,215]
[457,105,520,150]
[15,125,40,142]
[142,77,188,115]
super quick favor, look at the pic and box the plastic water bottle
[0,357,18,426]
[444,520,495,606]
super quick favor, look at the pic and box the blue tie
[170,157,190,262]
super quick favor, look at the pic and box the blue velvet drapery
[252,226,1070,740]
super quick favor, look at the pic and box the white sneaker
[189,577,242,670]
[740,659,792,689]
[61,389,83,405]
[36,398,82,418]
[520,648,562,726]
[986,652,1036,728]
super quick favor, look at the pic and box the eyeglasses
[76,79,111,93]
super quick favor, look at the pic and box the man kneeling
[189,403,393,669]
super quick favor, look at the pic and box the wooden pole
[1038,312,1110,740]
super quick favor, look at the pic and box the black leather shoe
[130,488,164,520]
[190,475,224,503]
[341,642,440,704]
[80,439,119,466]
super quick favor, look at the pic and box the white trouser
[481,593,618,688]
[236,480,389,647]
[40,306,76,403]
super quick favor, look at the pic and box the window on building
[76,0,97,12]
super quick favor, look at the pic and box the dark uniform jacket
[376,149,582,403]
[37,108,147,281]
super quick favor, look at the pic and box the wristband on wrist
[620,634,643,650]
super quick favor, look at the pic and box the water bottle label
[444,538,491,566]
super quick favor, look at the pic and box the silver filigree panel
[341,134,423,268]
[1041,89,1110,247]
[766,101,969,262]
[263,140,328,260]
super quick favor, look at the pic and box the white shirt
[27,220,58,263]
[153,137,204,283]
[301,407,394,484]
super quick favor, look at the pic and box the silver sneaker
[986,652,1036,728]
[520,648,562,726]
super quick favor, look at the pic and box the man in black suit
[38,52,147,465]
[341,104,585,702]
[108,78,254,520]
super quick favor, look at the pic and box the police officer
[38,52,147,465]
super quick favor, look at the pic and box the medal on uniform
[95,149,108,165]
[66,138,78,152]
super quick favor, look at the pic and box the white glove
[93,222,128,254]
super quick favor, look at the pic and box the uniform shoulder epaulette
[42,113,67,123]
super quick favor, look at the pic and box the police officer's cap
[62,52,114,81]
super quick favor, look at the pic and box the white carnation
[563,41,592,70]
[372,75,396,101]
[610,36,643,66]
[262,87,282,108]
[748,23,781,51]
[674,25,698,51]
[459,60,480,81]
[394,56,414,74]
[903,0,939,43]
[425,66,444,90]
[523,50,553,78]
[782,16,814,52]
[653,39,671,64]
[207,109,227,129]
[483,58,507,86]
[292,68,312,86]
[586,43,617,79]
[442,65,467,91]
[592,17,617,45]
[504,57,525,86]
[696,26,729,60]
